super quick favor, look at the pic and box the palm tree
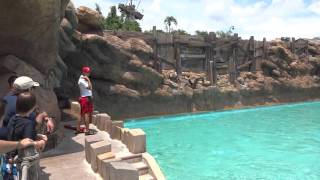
[164,16,177,33]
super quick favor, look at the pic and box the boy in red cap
[77,66,94,135]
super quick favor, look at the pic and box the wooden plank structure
[151,26,308,85]
[290,38,309,60]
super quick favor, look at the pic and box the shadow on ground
[41,112,84,158]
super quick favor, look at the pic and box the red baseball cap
[82,66,91,73]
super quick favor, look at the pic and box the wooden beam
[213,40,238,50]
[180,54,206,59]
[229,48,237,84]
[175,43,182,77]
[249,36,257,72]
[212,56,217,84]
[306,40,309,61]
[209,61,214,86]
[234,34,239,77]
[263,37,266,58]
[291,37,295,54]
[158,56,175,67]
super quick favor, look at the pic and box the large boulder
[76,6,104,32]
[0,55,61,123]
[60,0,70,21]
[0,0,62,74]
[65,1,78,29]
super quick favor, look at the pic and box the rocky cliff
[59,5,320,119]
[1,1,320,122]
[0,0,70,124]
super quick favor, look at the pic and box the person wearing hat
[1,76,54,133]
[77,66,94,135]
[0,98,37,154]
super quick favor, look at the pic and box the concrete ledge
[108,162,139,180]
[127,129,146,154]
[96,113,111,131]
[142,153,166,180]
[90,141,112,172]
[112,121,124,128]
[111,125,122,140]
[121,128,130,146]
[85,135,104,163]
[101,159,121,180]
[106,120,112,134]
[97,152,115,176]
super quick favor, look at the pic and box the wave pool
[125,102,320,180]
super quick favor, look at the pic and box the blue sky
[73,0,320,40]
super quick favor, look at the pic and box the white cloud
[308,0,320,15]
[71,0,320,40]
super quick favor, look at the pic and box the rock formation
[0,0,71,125]
[1,0,320,121]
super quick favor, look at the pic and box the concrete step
[119,153,142,163]
[139,174,155,180]
[131,161,149,175]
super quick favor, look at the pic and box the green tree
[195,30,209,36]
[104,6,122,30]
[103,5,142,32]
[216,26,235,38]
[164,16,178,33]
[122,19,142,32]
[172,29,190,35]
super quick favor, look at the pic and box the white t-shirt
[78,75,92,97]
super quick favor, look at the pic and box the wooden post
[229,48,237,84]
[263,37,266,58]
[306,40,309,61]
[152,26,161,73]
[209,61,214,86]
[234,33,239,76]
[175,43,182,77]
[205,46,210,72]
[152,26,157,37]
[206,32,216,77]
[291,37,295,54]
[249,36,256,72]
[212,56,217,84]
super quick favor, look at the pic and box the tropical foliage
[216,26,235,38]
[164,16,178,33]
[103,5,142,32]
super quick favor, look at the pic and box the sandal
[85,130,96,136]
[75,130,84,135]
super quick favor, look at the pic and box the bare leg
[77,114,85,132]
[88,112,93,124]
[84,113,90,132]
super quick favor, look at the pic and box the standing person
[0,98,45,180]
[77,66,94,135]
[1,86,40,153]
[6,92,47,180]
[1,75,18,127]
[2,76,54,133]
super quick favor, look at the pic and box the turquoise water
[125,102,320,180]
